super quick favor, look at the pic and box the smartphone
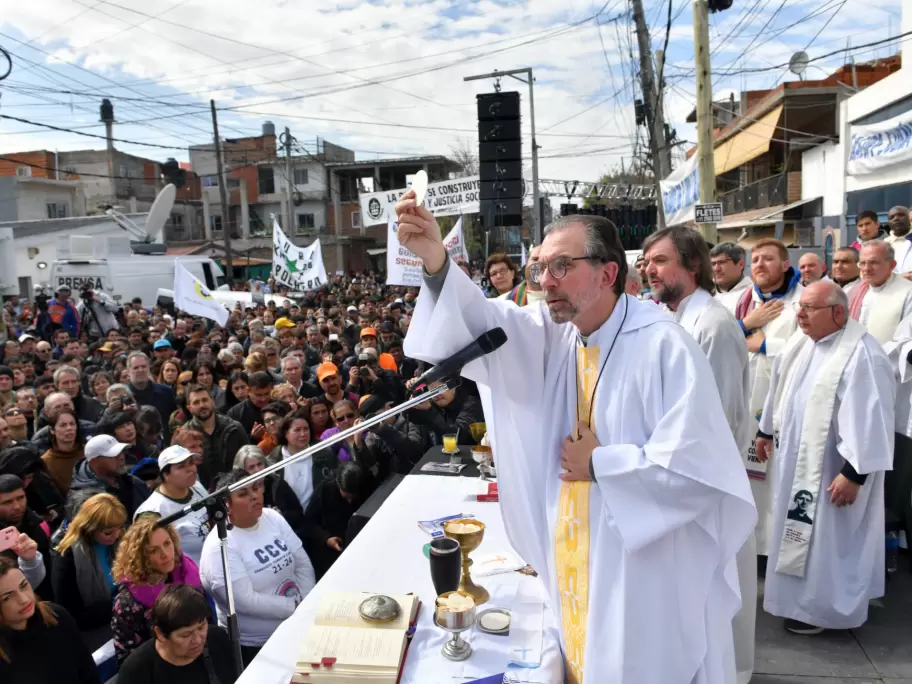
[0,527,18,553]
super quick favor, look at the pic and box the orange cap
[360,327,377,339]
[378,352,398,373]
[316,362,339,383]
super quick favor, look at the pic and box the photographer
[345,348,402,403]
[76,288,120,340]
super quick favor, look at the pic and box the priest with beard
[643,226,756,684]
[397,193,756,684]
[755,281,894,635]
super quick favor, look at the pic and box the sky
[0,0,905,188]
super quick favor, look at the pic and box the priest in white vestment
[643,227,756,684]
[396,196,756,684]
[734,239,803,554]
[756,281,894,634]
[851,241,912,345]
[710,242,752,315]
[831,246,861,297]
[884,313,912,438]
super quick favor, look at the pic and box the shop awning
[751,196,820,221]
[714,105,784,176]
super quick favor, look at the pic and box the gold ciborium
[469,422,487,445]
[443,519,488,604]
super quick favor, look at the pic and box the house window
[46,203,68,219]
[15,166,31,178]
[294,169,308,185]
[227,178,241,189]
[210,216,223,233]
[202,175,218,187]
[258,167,275,195]
[119,164,129,178]
[351,211,362,230]
[296,213,315,235]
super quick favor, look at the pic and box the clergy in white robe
[643,227,756,684]
[883,313,912,438]
[851,241,912,345]
[710,242,752,316]
[756,282,894,633]
[831,246,862,298]
[396,199,756,684]
[734,240,803,554]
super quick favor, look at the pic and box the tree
[449,138,478,176]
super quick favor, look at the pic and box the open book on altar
[293,593,421,684]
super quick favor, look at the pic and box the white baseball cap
[85,435,129,461]
[158,445,197,471]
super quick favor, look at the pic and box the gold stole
[555,343,599,684]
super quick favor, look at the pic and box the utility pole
[464,68,542,243]
[692,0,718,243]
[210,99,234,287]
[631,0,672,229]
[281,127,295,234]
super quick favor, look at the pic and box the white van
[49,256,226,305]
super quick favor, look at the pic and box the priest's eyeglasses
[792,302,835,313]
[529,256,607,285]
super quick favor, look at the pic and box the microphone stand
[157,380,458,678]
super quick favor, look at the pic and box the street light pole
[464,68,543,244]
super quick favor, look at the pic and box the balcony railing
[720,172,791,216]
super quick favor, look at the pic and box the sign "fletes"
[694,202,723,225]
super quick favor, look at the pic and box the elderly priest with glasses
[755,281,894,635]
[397,195,756,684]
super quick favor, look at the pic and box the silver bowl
[434,592,477,661]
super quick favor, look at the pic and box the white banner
[173,260,229,326]
[386,217,469,286]
[272,218,328,291]
[360,176,481,226]
[660,154,699,227]
[847,110,912,176]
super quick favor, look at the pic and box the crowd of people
[0,272,490,684]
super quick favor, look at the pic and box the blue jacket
[48,298,80,338]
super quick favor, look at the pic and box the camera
[357,353,372,368]
[80,286,94,302]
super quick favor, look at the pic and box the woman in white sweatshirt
[198,469,315,666]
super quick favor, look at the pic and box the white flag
[521,242,528,267]
[272,217,328,290]
[173,260,229,326]
[443,216,469,263]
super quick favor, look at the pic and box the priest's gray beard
[546,270,603,324]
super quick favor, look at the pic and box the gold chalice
[469,422,487,445]
[443,519,489,604]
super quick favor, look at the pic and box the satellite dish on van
[105,184,176,243]
[789,51,809,80]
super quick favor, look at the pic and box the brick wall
[0,151,58,179]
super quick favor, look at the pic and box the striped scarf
[848,281,870,320]
[510,282,528,307]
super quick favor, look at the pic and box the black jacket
[0,444,65,523]
[225,398,263,435]
[73,394,105,424]
[302,479,366,579]
[408,388,484,445]
[0,603,99,684]
[185,414,249,489]
[0,508,53,601]
[264,474,308,544]
[50,543,116,631]
[128,382,178,441]
[368,415,430,476]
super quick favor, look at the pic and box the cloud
[0,0,902,188]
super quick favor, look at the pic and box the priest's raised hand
[559,422,599,481]
[395,189,447,274]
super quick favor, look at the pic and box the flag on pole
[521,242,528,267]
[272,217,328,290]
[173,260,229,326]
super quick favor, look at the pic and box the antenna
[789,51,809,81]
[105,184,176,243]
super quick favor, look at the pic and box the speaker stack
[477,91,524,229]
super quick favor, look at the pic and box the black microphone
[411,328,507,390]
